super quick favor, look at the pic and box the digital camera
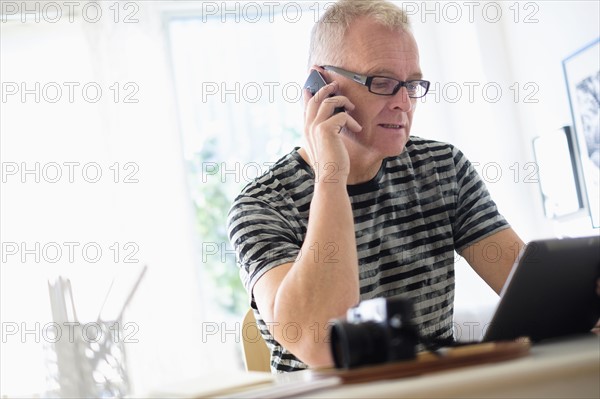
[329,297,418,369]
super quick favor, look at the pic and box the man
[228,0,524,372]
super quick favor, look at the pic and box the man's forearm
[271,180,359,366]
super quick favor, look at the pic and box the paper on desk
[147,371,274,398]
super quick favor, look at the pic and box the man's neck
[346,153,384,185]
[297,147,384,186]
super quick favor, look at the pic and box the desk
[147,335,599,398]
[303,334,599,398]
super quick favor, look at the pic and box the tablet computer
[482,235,600,342]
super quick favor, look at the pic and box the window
[166,4,315,365]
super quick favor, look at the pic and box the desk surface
[299,334,599,399]
[147,335,599,398]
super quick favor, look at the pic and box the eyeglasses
[322,65,430,98]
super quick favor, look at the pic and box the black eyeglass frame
[321,65,430,98]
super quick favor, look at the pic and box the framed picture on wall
[563,38,600,228]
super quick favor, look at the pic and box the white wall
[499,0,600,238]
[412,0,599,242]
[408,1,599,329]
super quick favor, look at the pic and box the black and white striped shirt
[227,136,509,372]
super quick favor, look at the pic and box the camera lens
[330,320,389,369]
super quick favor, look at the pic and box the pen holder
[44,320,130,398]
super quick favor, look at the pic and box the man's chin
[378,135,410,158]
[343,130,410,159]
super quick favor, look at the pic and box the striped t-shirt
[227,136,509,372]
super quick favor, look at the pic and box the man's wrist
[313,178,349,197]
[312,161,349,186]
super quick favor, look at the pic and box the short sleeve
[227,195,301,302]
[451,147,509,252]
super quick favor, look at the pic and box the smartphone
[304,69,328,96]
[303,70,345,114]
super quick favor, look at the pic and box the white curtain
[1,2,206,395]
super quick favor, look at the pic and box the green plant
[188,138,247,316]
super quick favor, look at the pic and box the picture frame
[563,38,600,228]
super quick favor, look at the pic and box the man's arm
[252,81,363,368]
[459,227,525,294]
[253,181,358,367]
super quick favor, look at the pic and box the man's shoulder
[389,136,460,165]
[234,148,310,203]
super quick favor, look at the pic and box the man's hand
[303,78,362,185]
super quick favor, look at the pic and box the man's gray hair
[308,0,412,69]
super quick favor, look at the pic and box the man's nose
[387,86,413,112]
